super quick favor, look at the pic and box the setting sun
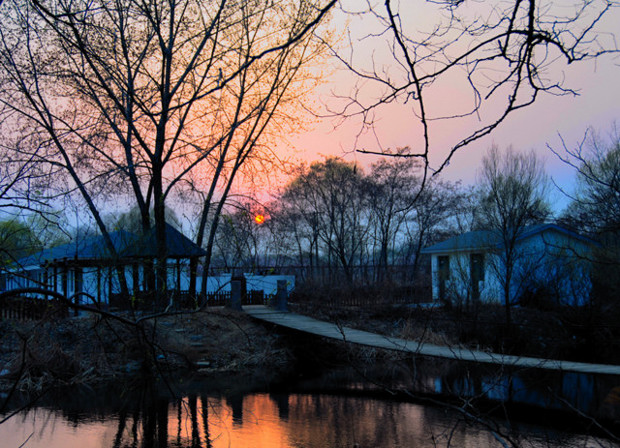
[254,214,265,225]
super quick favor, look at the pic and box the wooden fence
[290,284,432,308]
[0,295,69,321]
[109,289,272,310]
[0,288,271,319]
[178,290,271,308]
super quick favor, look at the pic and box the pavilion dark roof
[16,224,205,267]
[122,224,207,258]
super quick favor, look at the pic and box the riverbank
[0,308,293,395]
[2,300,620,395]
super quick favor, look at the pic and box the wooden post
[62,266,68,298]
[276,280,288,312]
[228,279,242,311]
[97,267,101,307]
[108,266,113,304]
[43,269,49,301]
[132,264,139,295]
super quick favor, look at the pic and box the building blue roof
[421,223,596,255]
[421,229,500,254]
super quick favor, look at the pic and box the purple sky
[283,2,620,214]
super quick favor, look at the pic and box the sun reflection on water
[0,391,605,447]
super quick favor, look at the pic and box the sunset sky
[283,1,620,213]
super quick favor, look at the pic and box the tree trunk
[152,164,167,309]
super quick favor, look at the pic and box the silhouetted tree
[279,158,371,284]
[0,218,41,266]
[554,125,620,309]
[477,146,551,326]
[0,0,335,301]
[329,0,617,180]
[367,156,419,282]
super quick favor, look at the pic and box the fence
[108,289,271,310]
[290,283,432,309]
[0,295,69,321]
[0,288,270,318]
[178,290,270,307]
[204,264,427,288]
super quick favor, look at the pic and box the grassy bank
[3,298,620,398]
[0,308,292,395]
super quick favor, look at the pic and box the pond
[0,389,614,447]
[2,360,620,448]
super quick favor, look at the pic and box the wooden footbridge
[245,305,620,376]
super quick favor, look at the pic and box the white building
[421,224,596,307]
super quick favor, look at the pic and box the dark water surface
[2,359,620,448]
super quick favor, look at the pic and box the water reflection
[1,388,615,448]
[437,366,620,422]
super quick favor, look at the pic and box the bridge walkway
[244,305,620,376]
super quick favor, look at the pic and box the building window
[438,256,450,301]
[470,253,484,282]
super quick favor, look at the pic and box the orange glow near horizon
[254,214,266,225]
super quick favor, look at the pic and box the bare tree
[404,179,468,276]
[328,0,618,178]
[0,218,42,269]
[276,157,469,290]
[553,125,620,308]
[553,125,620,234]
[477,146,551,327]
[367,156,419,282]
[0,105,54,217]
[271,192,321,278]
[2,0,615,304]
[0,0,336,302]
[211,201,273,272]
[278,158,372,285]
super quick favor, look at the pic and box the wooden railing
[0,295,69,321]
